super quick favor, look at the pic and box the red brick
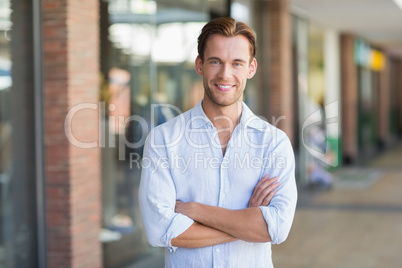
[43,0,102,267]
[263,0,294,142]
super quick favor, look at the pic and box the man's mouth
[215,84,233,91]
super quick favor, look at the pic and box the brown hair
[197,17,256,62]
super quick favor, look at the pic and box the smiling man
[139,17,297,267]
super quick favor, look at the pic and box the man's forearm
[171,222,238,248]
[173,175,277,244]
[176,202,271,243]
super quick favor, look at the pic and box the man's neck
[202,99,243,131]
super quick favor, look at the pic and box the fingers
[260,188,278,206]
[249,175,280,207]
[254,174,270,188]
[256,178,279,205]
[255,176,280,201]
[250,175,270,200]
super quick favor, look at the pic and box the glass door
[0,0,39,267]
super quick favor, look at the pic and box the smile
[215,84,233,91]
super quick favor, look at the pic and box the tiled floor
[272,143,402,268]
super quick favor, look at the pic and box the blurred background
[0,0,402,267]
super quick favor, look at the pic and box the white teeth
[218,85,231,89]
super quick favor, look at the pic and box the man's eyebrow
[206,57,247,63]
[206,56,221,61]
[233,58,247,63]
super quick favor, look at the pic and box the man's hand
[175,200,197,218]
[248,175,280,207]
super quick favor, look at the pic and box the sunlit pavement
[272,142,402,268]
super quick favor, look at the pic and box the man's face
[195,34,257,108]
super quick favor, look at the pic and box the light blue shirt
[139,101,297,268]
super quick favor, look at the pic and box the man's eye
[211,61,219,64]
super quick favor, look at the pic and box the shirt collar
[189,101,213,129]
[239,102,267,131]
[190,100,266,131]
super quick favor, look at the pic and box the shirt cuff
[161,213,194,252]
[258,206,278,244]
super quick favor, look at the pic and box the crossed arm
[171,175,280,248]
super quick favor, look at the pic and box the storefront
[5,1,401,267]
[291,14,341,187]
[98,0,255,267]
[0,1,285,267]
[354,39,387,160]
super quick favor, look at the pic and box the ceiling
[289,0,402,56]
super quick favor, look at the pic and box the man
[139,17,297,267]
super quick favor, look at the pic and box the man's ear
[195,55,203,76]
[247,58,257,79]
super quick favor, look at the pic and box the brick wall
[265,0,294,144]
[43,0,102,267]
[253,1,270,118]
[340,34,358,164]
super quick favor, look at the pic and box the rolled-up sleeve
[138,129,194,252]
[259,135,298,244]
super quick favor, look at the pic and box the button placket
[219,156,230,207]
[212,245,224,268]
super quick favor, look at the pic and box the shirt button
[216,248,220,253]
[221,193,225,199]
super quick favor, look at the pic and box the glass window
[99,0,229,267]
[0,0,39,267]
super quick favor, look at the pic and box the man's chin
[210,98,240,107]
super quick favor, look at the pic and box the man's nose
[218,64,232,79]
